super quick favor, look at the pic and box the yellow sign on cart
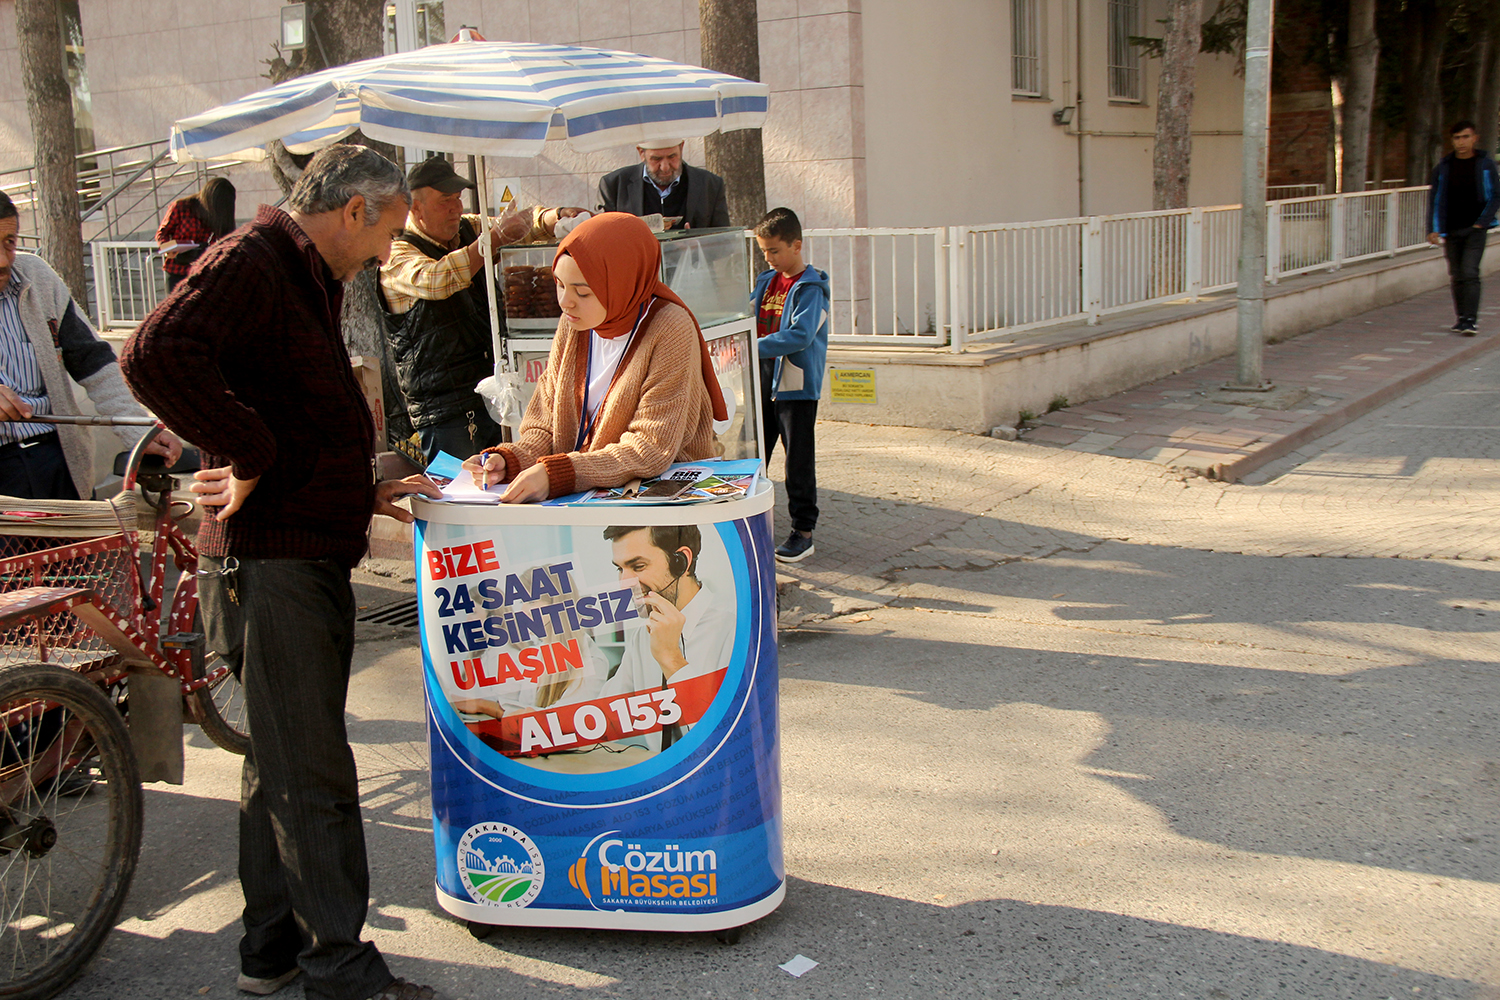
[828,368,877,404]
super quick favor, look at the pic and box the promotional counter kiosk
[410,486,783,934]
[408,222,783,935]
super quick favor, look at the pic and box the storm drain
[357,597,420,628]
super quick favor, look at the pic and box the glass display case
[496,227,761,462]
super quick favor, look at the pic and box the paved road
[59,351,1499,999]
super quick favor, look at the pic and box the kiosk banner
[414,493,783,930]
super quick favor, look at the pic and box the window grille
[1108,0,1142,101]
[1012,0,1042,96]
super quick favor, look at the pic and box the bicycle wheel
[187,609,249,756]
[0,662,143,1000]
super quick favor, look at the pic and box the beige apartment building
[0,0,1245,234]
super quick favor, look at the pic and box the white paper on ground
[778,955,818,977]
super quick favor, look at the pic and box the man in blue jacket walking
[1427,119,1500,334]
[752,207,830,563]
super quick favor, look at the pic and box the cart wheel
[0,662,143,1000]
[187,609,249,756]
[467,920,498,940]
[713,926,742,945]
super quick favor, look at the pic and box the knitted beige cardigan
[488,300,721,497]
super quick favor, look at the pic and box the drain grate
[357,597,420,628]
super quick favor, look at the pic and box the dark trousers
[200,557,392,1000]
[1444,228,1487,321]
[760,358,819,533]
[0,432,79,500]
[417,401,502,464]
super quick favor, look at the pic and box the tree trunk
[1403,1,1446,185]
[1151,0,1203,210]
[700,0,767,228]
[15,0,85,302]
[1341,0,1379,194]
[1474,5,1500,155]
[265,0,396,192]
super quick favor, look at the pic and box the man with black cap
[378,155,590,461]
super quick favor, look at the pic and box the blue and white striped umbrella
[169,39,770,162]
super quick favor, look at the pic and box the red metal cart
[0,423,246,1000]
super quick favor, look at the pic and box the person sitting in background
[0,191,180,499]
[463,211,727,502]
[156,177,236,292]
[378,155,592,461]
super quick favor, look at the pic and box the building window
[1011,0,1042,97]
[385,0,446,55]
[1108,0,1142,101]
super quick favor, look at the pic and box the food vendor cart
[168,34,781,940]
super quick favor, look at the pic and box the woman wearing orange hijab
[464,212,728,502]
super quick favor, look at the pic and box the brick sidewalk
[1023,286,1500,481]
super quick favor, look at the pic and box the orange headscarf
[555,212,728,422]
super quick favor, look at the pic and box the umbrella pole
[474,155,506,394]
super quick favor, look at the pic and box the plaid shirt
[155,200,219,276]
[379,210,548,314]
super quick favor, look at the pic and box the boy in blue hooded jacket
[753,207,831,563]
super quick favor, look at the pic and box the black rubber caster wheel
[713,926,742,945]
[467,920,498,940]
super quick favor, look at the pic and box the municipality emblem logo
[457,822,544,907]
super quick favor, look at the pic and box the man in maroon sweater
[121,145,445,1000]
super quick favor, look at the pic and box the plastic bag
[669,240,717,312]
[476,362,525,429]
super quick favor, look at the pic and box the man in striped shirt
[0,192,180,499]
[377,155,589,461]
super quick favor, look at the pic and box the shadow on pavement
[456,877,1491,1000]
[781,618,1495,884]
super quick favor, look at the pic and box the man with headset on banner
[597,523,735,753]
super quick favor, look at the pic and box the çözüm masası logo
[568,833,719,909]
[457,822,544,907]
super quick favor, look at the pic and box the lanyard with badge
[575,300,652,452]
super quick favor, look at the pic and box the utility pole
[1230,0,1274,390]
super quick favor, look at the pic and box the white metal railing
[1271,187,1432,281]
[91,241,167,330]
[1199,205,1241,292]
[952,218,1088,341]
[800,228,947,345]
[1267,183,1325,199]
[810,186,1438,351]
[78,187,1440,340]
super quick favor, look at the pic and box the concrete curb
[1208,331,1500,483]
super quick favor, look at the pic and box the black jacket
[377,218,497,429]
[597,162,731,230]
[1428,149,1500,236]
